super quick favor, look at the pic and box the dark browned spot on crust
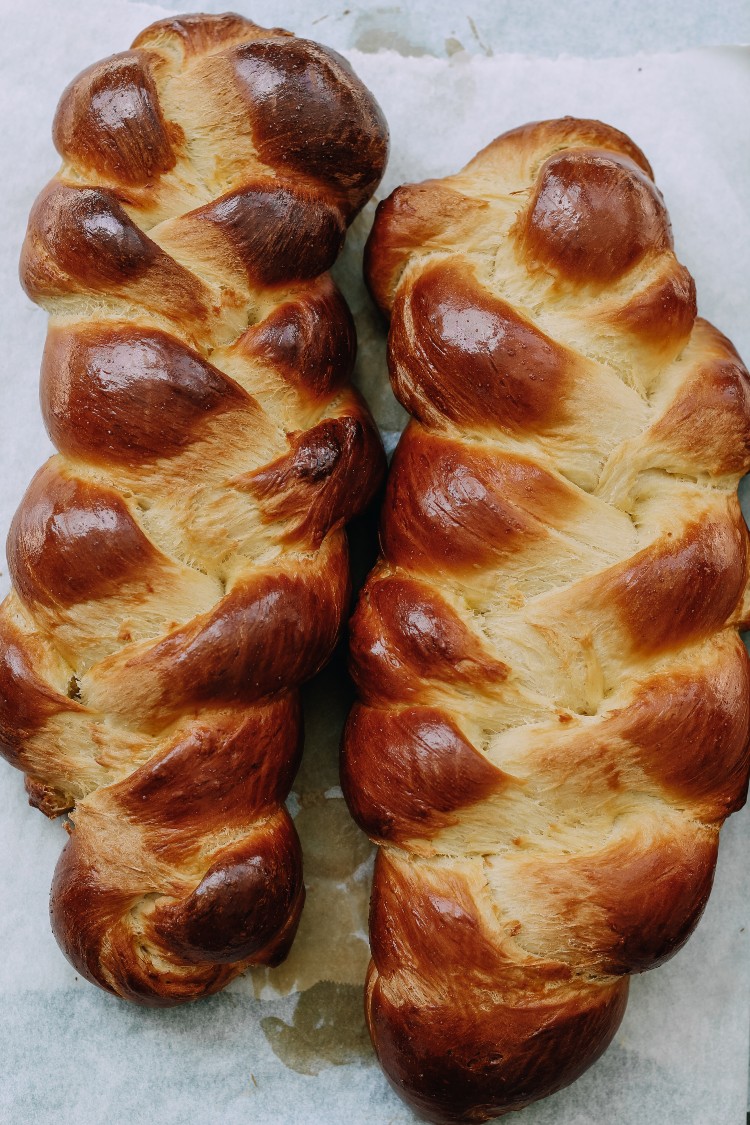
[236,276,356,397]
[517,827,719,976]
[230,37,388,217]
[243,411,385,545]
[20,183,209,322]
[605,831,718,971]
[7,463,160,610]
[601,514,747,653]
[197,180,346,285]
[51,804,304,1007]
[519,148,671,284]
[116,695,302,840]
[364,183,488,316]
[342,705,504,842]
[131,12,276,54]
[52,51,176,184]
[51,834,145,1000]
[107,546,350,722]
[368,964,628,1125]
[369,854,507,985]
[475,117,654,180]
[42,324,251,464]
[151,811,304,964]
[381,425,578,574]
[613,644,750,815]
[50,828,258,1007]
[651,321,750,476]
[612,264,696,355]
[21,182,158,299]
[389,261,573,430]
[349,573,507,705]
[0,615,81,769]
[366,853,628,1122]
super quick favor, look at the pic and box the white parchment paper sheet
[0,3,748,1122]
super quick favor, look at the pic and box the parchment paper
[0,3,748,1122]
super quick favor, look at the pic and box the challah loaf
[2,11,387,1006]
[342,117,750,1121]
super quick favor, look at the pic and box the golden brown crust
[365,851,630,1123]
[517,149,671,284]
[40,323,252,464]
[388,262,575,432]
[52,51,178,184]
[343,117,750,1120]
[5,13,387,1006]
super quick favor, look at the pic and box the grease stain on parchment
[351,4,428,57]
[251,654,375,1073]
[254,791,373,999]
[260,981,372,1075]
[354,27,428,56]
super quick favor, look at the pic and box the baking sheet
[0,2,749,1122]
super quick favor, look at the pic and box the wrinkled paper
[0,2,748,1122]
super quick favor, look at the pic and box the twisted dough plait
[2,12,387,1006]
[342,117,750,1122]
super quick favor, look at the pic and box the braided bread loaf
[342,118,750,1121]
[2,12,387,1006]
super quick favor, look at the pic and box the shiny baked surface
[1,11,387,1006]
[342,117,750,1122]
